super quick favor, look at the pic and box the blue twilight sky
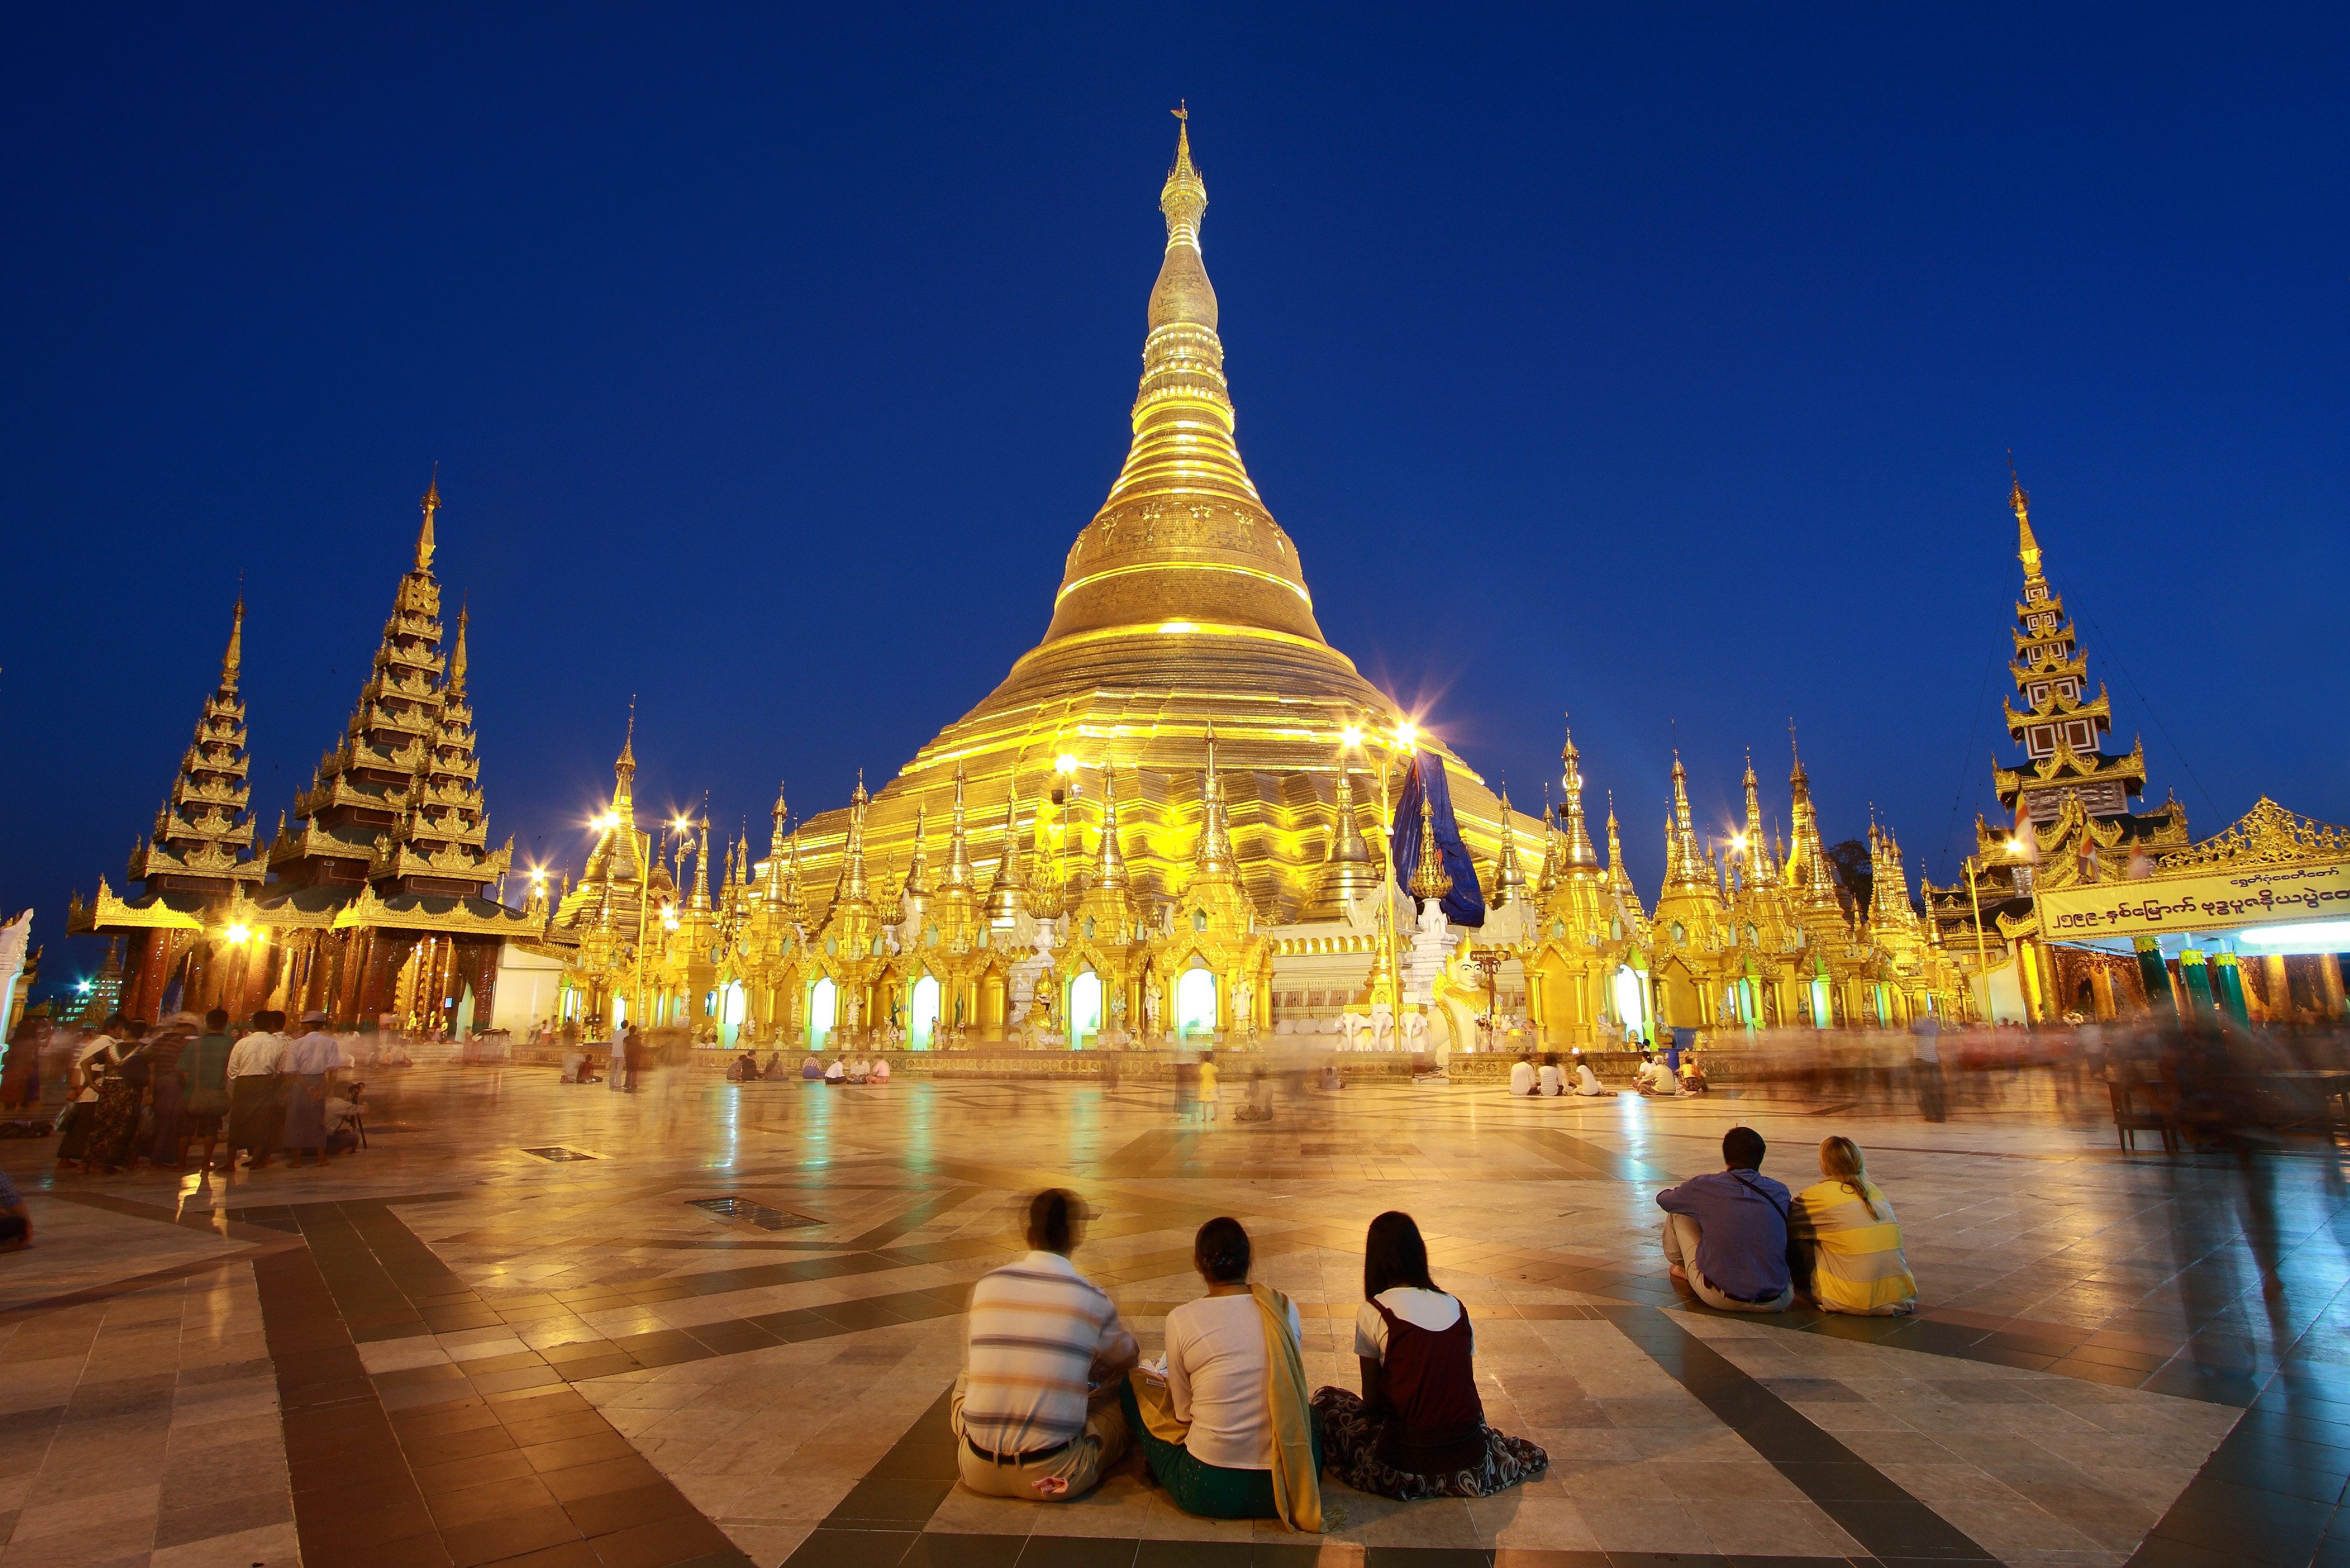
[4,5,2346,993]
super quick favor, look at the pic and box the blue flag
[1388,751,1486,927]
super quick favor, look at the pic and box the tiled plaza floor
[2,1061,2346,1568]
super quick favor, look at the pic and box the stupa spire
[839,770,870,903]
[1740,750,1776,887]
[689,813,713,912]
[764,783,789,905]
[1490,787,1528,907]
[417,467,440,570]
[904,804,933,899]
[1191,724,1236,877]
[1559,721,1599,869]
[2010,459,2042,584]
[985,787,1028,925]
[1094,767,1129,889]
[939,763,977,893]
[1408,796,1452,903]
[130,593,263,892]
[1042,111,1324,649]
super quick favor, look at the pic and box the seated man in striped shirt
[952,1188,1140,1502]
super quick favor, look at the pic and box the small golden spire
[1162,102,1206,249]
[221,594,245,680]
[447,602,470,696]
[1408,796,1452,903]
[417,465,441,571]
[941,763,976,893]
[985,785,1028,925]
[1094,766,1128,889]
[2009,454,2044,581]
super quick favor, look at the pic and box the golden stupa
[788,115,1529,920]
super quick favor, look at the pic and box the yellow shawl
[1125,1284,1323,1532]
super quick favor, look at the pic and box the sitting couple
[952,1192,1547,1533]
[1657,1127,1917,1316]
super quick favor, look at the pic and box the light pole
[1344,718,1418,1012]
[1963,837,2025,1022]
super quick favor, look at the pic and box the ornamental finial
[222,594,244,680]
[2009,453,2043,580]
[1161,103,1207,251]
[417,465,441,571]
[447,601,470,696]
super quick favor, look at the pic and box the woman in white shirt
[1119,1218,1323,1522]
[1571,1059,1615,1097]
[1310,1211,1549,1500]
[1536,1055,1566,1096]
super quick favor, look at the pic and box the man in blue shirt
[1655,1126,1792,1312]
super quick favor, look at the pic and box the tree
[1825,839,1874,914]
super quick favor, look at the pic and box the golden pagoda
[782,115,1533,929]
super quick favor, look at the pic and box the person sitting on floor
[1121,1218,1322,1530]
[824,1056,847,1084]
[1536,1053,1566,1097]
[1636,1050,1683,1098]
[801,1053,824,1080]
[1655,1126,1794,1313]
[867,1055,891,1084]
[952,1189,1138,1504]
[1571,1059,1616,1098]
[1312,1212,1549,1500]
[1507,1053,1537,1096]
[1791,1136,1917,1316]
[1678,1054,1710,1094]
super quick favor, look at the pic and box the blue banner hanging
[1387,751,1486,927]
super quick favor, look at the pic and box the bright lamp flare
[1340,725,1364,747]
[2240,921,2350,949]
[1056,753,1079,774]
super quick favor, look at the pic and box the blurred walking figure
[225,1011,288,1169]
[1312,1211,1547,1500]
[1911,1013,1945,1120]
[144,1012,199,1167]
[1,1020,42,1110]
[280,1011,347,1165]
[1656,1126,1794,1312]
[81,1022,151,1172]
[605,1018,629,1094]
[1195,1051,1219,1122]
[1792,1138,1918,1315]
[181,1009,236,1169]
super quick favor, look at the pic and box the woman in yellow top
[1790,1138,1917,1315]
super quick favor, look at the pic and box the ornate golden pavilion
[68,479,537,1028]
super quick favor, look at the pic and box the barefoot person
[952,1189,1138,1504]
[1312,1212,1547,1500]
[1121,1218,1321,1530]
[1655,1126,1794,1312]
[1791,1137,1917,1315]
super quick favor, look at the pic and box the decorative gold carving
[2161,798,2350,872]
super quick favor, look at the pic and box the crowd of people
[1505,1044,1705,1099]
[945,1127,1916,1528]
[0,1008,364,1181]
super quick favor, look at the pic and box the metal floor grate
[520,1146,598,1162]
[688,1196,819,1231]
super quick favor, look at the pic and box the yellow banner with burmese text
[2040,861,2350,939]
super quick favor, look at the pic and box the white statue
[1233,979,1255,1036]
[1143,975,1163,1037]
